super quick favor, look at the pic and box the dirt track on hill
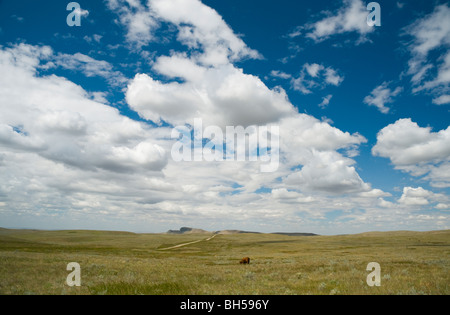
[158,234,217,250]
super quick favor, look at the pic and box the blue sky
[0,0,449,234]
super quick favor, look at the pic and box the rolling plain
[0,228,448,295]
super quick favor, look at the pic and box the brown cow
[239,257,250,264]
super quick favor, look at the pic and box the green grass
[0,228,448,295]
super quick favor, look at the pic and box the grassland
[0,228,448,295]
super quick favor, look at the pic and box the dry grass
[0,228,448,295]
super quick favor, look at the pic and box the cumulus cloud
[373,118,450,187]
[277,114,369,194]
[398,187,433,206]
[127,63,294,127]
[0,43,168,174]
[364,82,403,114]
[278,114,366,156]
[398,186,449,209]
[283,150,370,194]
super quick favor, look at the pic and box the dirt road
[158,234,217,250]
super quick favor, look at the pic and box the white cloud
[291,75,313,94]
[425,163,450,189]
[378,198,394,208]
[415,51,450,95]
[291,63,344,94]
[305,63,324,77]
[283,151,370,195]
[152,53,207,82]
[404,4,450,103]
[106,0,159,48]
[117,0,281,128]
[397,187,448,207]
[304,0,374,43]
[405,4,450,59]
[126,63,294,127]
[435,203,449,210]
[396,2,405,10]
[0,124,46,152]
[149,0,262,65]
[0,43,53,72]
[107,0,262,63]
[0,43,168,174]
[373,119,450,165]
[324,68,344,86]
[36,110,87,135]
[358,189,391,198]
[89,91,109,104]
[319,94,333,109]
[433,94,450,105]
[363,82,403,114]
[270,70,292,80]
[53,52,127,86]
[271,188,315,204]
[279,114,366,156]
[54,53,112,76]
[399,187,431,206]
[373,119,450,187]
[83,34,103,44]
[278,114,369,195]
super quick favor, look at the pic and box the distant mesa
[166,227,210,234]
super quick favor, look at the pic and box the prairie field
[0,228,448,295]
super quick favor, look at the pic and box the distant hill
[272,232,318,236]
[166,227,317,236]
[215,229,261,235]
